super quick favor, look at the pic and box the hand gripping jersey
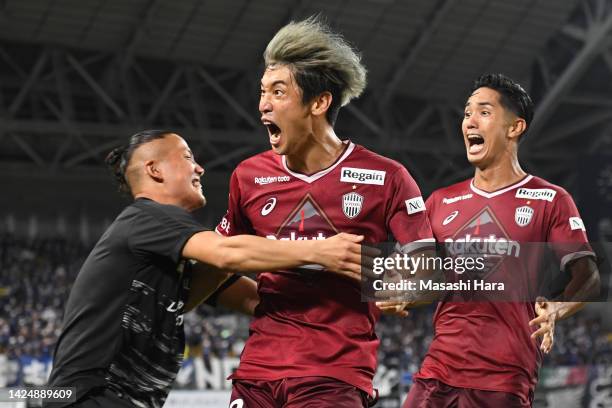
[216,142,434,395]
[416,175,594,401]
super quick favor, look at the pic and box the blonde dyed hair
[264,16,367,124]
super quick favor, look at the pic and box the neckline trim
[470,174,533,198]
[282,142,355,184]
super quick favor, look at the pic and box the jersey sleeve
[546,193,595,270]
[385,166,435,250]
[129,202,206,264]
[215,168,253,237]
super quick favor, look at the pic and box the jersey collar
[281,141,355,184]
[469,174,533,198]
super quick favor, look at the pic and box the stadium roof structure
[1,0,612,227]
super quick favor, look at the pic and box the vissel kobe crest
[342,192,364,219]
[514,206,534,227]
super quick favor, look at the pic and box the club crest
[515,205,533,227]
[342,192,364,219]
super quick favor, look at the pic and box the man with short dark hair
[46,130,368,408]
[217,18,434,407]
[402,74,600,407]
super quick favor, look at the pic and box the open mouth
[192,178,202,190]
[467,134,485,154]
[262,120,281,145]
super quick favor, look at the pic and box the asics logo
[261,198,277,216]
[442,210,459,226]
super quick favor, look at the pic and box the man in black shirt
[46,130,368,407]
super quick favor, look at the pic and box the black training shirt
[46,198,205,408]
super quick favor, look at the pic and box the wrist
[302,241,319,265]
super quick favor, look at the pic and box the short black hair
[471,73,534,129]
[105,129,172,194]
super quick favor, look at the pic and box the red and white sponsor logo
[442,193,473,204]
[405,196,425,215]
[254,175,291,185]
[515,188,556,202]
[340,167,386,185]
[569,217,586,231]
[445,208,521,279]
[266,231,327,240]
[445,234,521,257]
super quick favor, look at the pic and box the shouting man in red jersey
[216,16,434,408]
[402,74,600,407]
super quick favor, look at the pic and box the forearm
[183,231,317,272]
[548,301,585,321]
[183,231,364,280]
[215,276,259,315]
[216,235,317,272]
[559,256,601,302]
[545,257,600,322]
[184,263,233,312]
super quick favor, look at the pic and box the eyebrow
[261,80,287,88]
[465,101,495,108]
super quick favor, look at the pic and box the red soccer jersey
[416,175,594,401]
[216,141,434,395]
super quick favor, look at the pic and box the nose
[195,163,204,176]
[259,94,272,114]
[464,114,477,130]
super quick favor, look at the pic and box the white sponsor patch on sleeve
[569,217,586,231]
[340,167,386,185]
[405,196,425,215]
[515,188,557,202]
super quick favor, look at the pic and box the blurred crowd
[1,233,611,385]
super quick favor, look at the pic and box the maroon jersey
[416,175,594,400]
[216,141,434,395]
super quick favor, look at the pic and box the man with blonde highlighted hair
[216,17,434,407]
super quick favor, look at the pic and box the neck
[133,191,192,212]
[473,154,526,192]
[285,125,344,174]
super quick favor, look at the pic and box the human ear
[508,118,527,140]
[145,160,163,182]
[311,92,333,116]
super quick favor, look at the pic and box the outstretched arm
[182,231,370,281]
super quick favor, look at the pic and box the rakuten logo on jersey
[442,193,473,204]
[340,167,386,185]
[266,232,327,240]
[254,175,291,185]
[444,234,521,257]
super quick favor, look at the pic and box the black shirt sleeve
[128,198,206,264]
